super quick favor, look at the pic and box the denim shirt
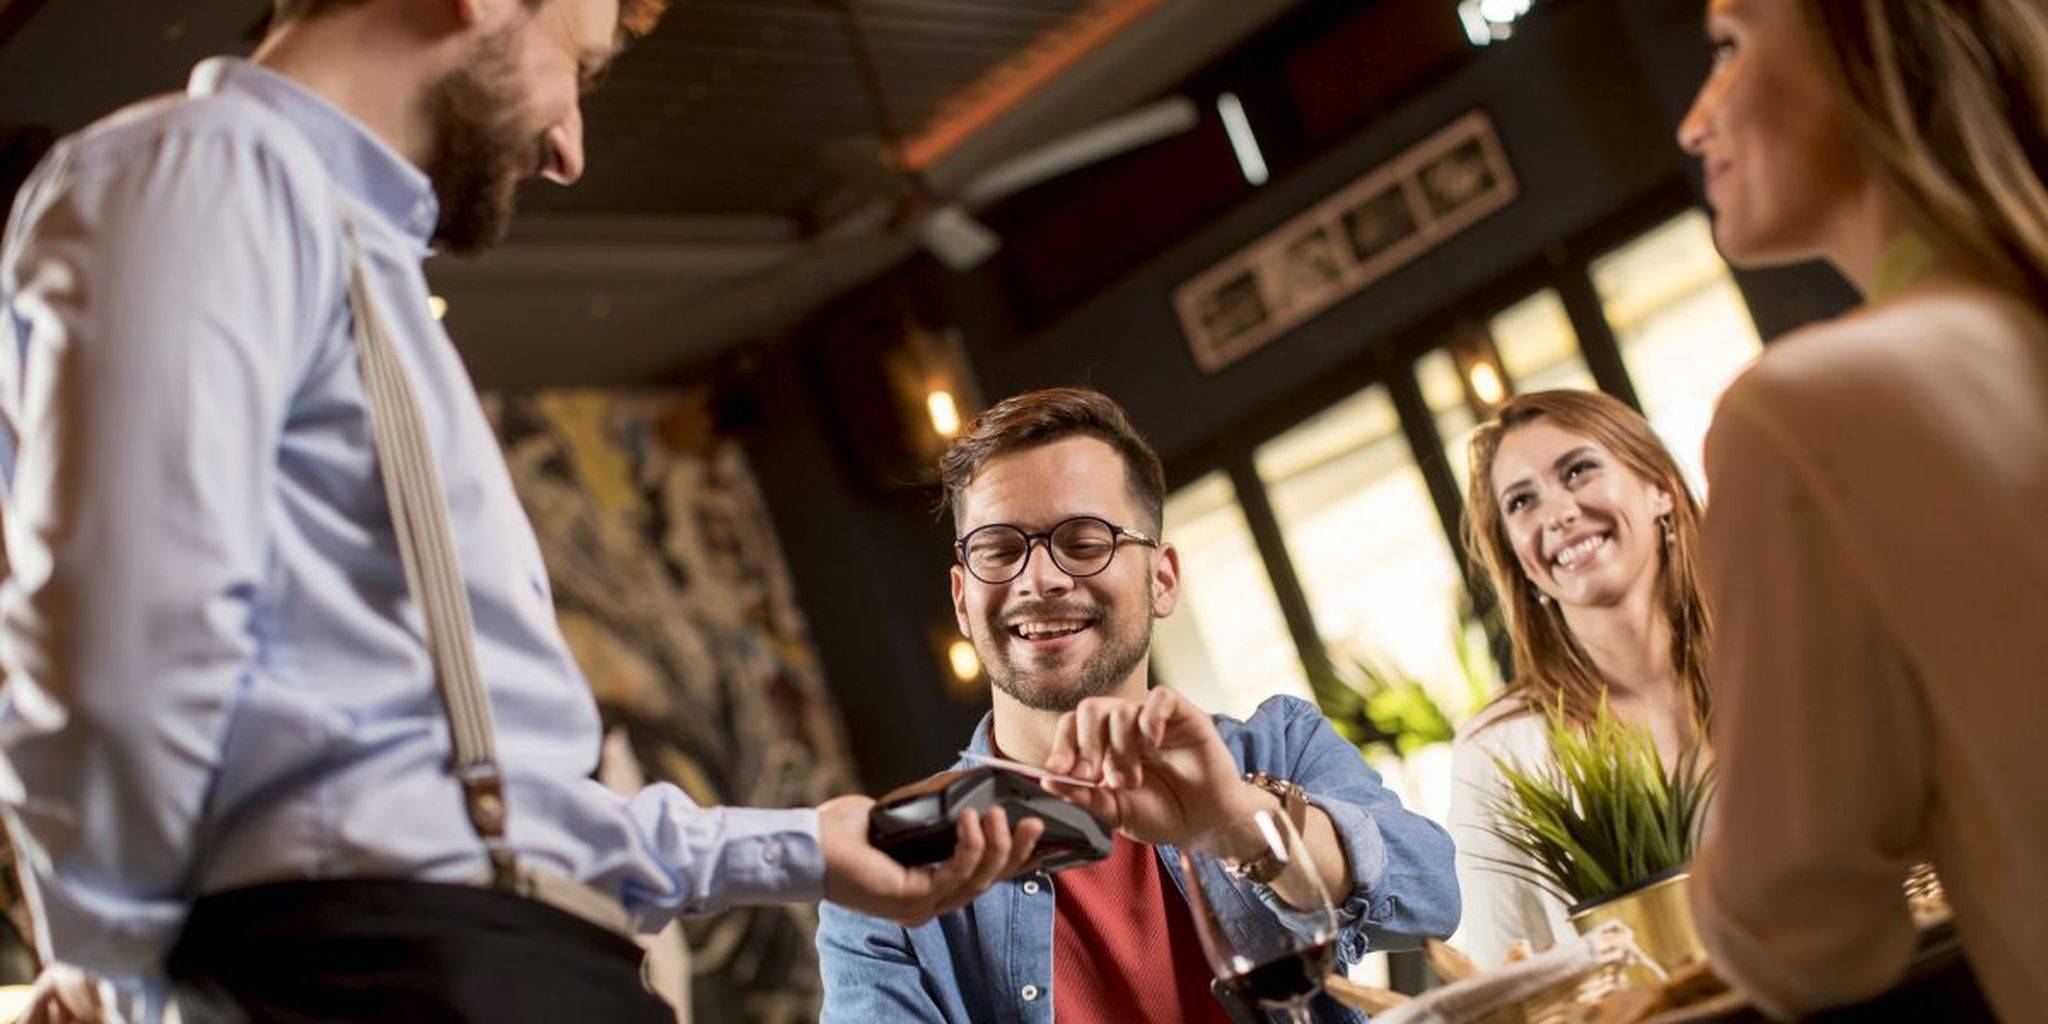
[817,695,1460,1023]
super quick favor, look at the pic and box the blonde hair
[1809,0,2048,296]
[1463,391,1712,730]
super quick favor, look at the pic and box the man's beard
[425,25,530,256]
[980,602,1153,713]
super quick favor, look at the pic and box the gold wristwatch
[1235,772,1311,883]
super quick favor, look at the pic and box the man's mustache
[999,601,1105,628]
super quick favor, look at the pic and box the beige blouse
[1447,703,1574,967]
[1692,281,2048,1023]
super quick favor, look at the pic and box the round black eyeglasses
[955,516,1159,585]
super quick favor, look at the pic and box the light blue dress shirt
[0,58,821,1019]
[817,696,1463,1024]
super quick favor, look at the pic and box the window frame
[1155,182,1746,703]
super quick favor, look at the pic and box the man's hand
[19,964,110,1024]
[1040,688,1268,847]
[819,794,1044,927]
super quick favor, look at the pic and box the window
[1152,472,1311,720]
[1416,349,1477,493]
[1421,288,1597,496]
[1592,211,1763,492]
[1252,388,1478,747]
[1493,288,1596,394]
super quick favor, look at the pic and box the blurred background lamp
[1467,361,1506,406]
[946,637,982,684]
[927,389,962,438]
[427,295,449,321]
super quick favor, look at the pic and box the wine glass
[1177,808,1340,1024]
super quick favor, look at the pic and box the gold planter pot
[1568,869,1707,979]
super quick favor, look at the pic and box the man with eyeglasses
[816,387,1459,1023]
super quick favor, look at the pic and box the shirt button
[1021,880,1040,895]
[1020,985,1040,1002]
[762,842,782,864]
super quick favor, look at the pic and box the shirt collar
[189,57,440,246]
[963,712,996,760]
[1870,228,1942,304]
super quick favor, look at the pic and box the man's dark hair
[938,387,1167,532]
[271,0,669,39]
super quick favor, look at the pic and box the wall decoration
[1175,110,1517,373]
[489,388,858,1024]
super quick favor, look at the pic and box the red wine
[1222,940,1335,1006]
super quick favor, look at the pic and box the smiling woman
[1673,1,2048,1016]
[1462,390,1710,734]
[1443,388,1712,966]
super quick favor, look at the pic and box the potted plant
[1479,703,1715,974]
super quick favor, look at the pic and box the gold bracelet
[1243,771,1309,831]
[1235,772,1311,883]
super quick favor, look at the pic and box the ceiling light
[1216,92,1269,187]
[1458,0,1535,47]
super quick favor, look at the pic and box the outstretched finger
[1044,711,1081,776]
[1072,700,1109,782]
[1104,704,1144,789]
[1138,686,1176,750]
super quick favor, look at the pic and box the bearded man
[0,3,1040,1021]
[816,387,1459,1023]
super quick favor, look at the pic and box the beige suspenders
[339,210,633,939]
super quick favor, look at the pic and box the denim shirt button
[1021,880,1040,895]
[1020,985,1040,1002]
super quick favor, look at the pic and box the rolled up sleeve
[1268,697,1461,960]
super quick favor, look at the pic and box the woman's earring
[1660,515,1676,546]
[1532,585,1551,607]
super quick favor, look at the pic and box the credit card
[957,750,1100,789]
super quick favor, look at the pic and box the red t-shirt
[1051,833,1238,1024]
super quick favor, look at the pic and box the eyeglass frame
[953,515,1160,586]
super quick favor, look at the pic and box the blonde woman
[1447,390,1712,967]
[1678,1,2048,1018]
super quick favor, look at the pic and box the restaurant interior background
[0,0,1865,1018]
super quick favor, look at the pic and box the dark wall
[739,339,985,792]
[749,0,1858,792]
[948,0,1686,463]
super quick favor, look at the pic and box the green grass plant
[1479,702,1714,907]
